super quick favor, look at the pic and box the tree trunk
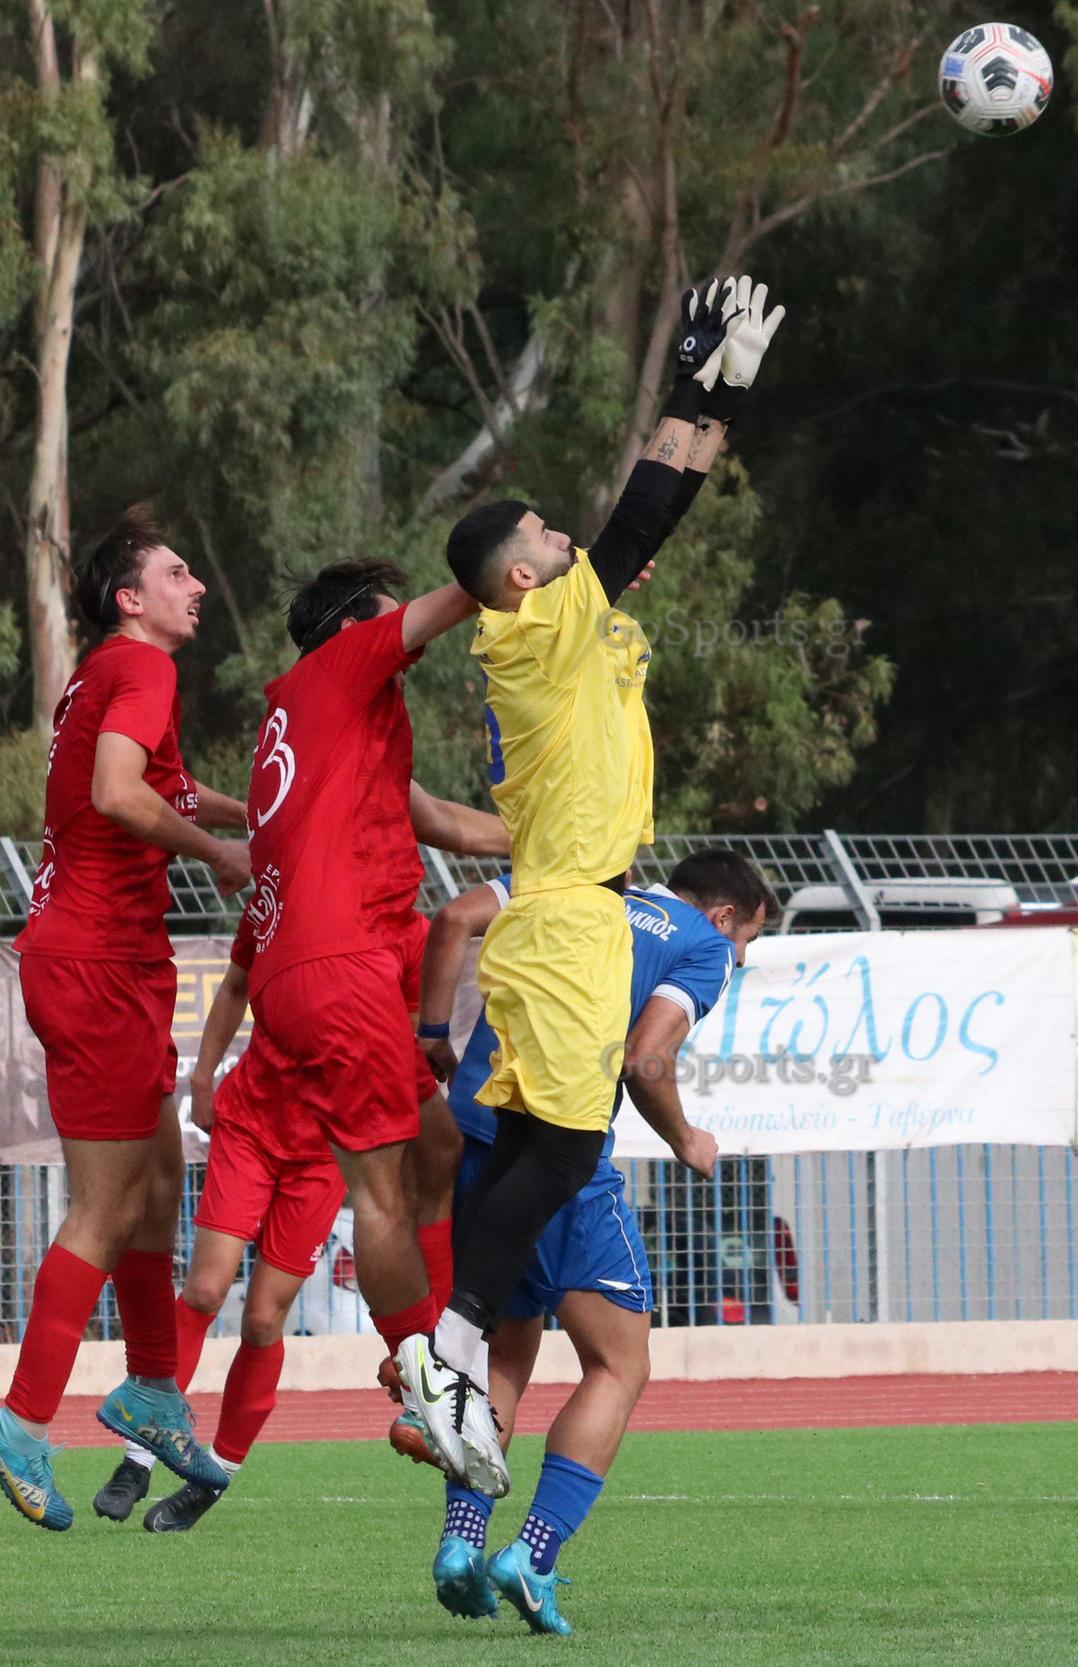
[259,0,313,159]
[416,330,550,517]
[24,1,86,735]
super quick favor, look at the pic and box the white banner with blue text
[611,928,1078,1159]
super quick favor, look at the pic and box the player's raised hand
[697,275,786,423]
[660,280,732,423]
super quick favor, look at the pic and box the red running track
[50,1373,1078,1448]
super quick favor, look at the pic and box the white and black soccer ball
[938,22,1053,135]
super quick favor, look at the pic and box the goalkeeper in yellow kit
[395,276,785,1497]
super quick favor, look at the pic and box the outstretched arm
[622,994,718,1179]
[192,781,248,831]
[418,882,503,1083]
[93,734,251,896]
[400,583,479,654]
[189,961,251,1133]
[589,275,783,605]
[410,781,509,856]
[587,418,725,605]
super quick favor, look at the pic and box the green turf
[1,1425,1075,1666]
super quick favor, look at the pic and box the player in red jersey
[90,906,346,1529]
[92,782,495,1529]
[245,554,495,1444]
[0,507,251,1533]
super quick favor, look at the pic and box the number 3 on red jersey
[252,706,296,827]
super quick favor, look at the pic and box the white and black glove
[696,275,786,425]
[660,279,732,424]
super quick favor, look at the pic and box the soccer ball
[938,22,1053,135]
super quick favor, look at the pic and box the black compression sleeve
[588,460,684,604]
[667,467,707,535]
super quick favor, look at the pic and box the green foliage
[0,599,19,687]
[622,472,895,831]
[48,0,155,70]
[10,0,1077,832]
[283,0,448,109]
[0,726,47,837]
[1057,3,1078,126]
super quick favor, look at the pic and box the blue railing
[2,1144,1076,1341]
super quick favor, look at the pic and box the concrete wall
[2,1320,1075,1398]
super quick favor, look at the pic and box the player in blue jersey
[414,847,775,1634]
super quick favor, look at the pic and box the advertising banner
[3,929,1076,1163]
[612,928,1078,1158]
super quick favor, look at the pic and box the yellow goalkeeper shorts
[474,886,632,1132]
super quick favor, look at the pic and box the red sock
[213,1339,285,1465]
[372,1291,438,1358]
[5,1244,106,1425]
[175,1296,216,1394]
[110,1250,177,1379]
[418,1219,454,1318]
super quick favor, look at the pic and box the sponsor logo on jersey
[174,770,199,820]
[249,864,283,949]
[27,829,56,918]
[625,898,678,941]
[252,707,296,828]
[47,680,83,778]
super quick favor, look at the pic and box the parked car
[779,879,1020,934]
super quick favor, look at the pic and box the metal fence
[2,830,1076,1341]
[4,830,1078,934]
[2,1144,1075,1343]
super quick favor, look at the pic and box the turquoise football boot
[0,1407,73,1531]
[433,1534,499,1619]
[487,1538,572,1635]
[96,1378,229,1489]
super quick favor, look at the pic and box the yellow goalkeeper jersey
[472,549,654,893]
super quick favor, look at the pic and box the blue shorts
[455,1136,653,1318]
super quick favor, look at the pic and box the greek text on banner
[611,927,1078,1159]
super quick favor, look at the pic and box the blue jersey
[448,879,735,1155]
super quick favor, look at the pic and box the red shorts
[195,1114,345,1279]
[19,954,177,1142]
[402,912,439,1104]
[254,939,436,1153]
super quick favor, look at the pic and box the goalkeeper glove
[697,275,786,425]
[661,279,731,424]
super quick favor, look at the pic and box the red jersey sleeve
[99,645,178,756]
[318,607,422,705]
[230,903,257,972]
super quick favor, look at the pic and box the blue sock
[519,1452,604,1574]
[442,1481,493,1551]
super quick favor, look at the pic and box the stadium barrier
[1,1145,1075,1353]
[2,831,1076,1375]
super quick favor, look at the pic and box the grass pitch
[2,1424,1075,1667]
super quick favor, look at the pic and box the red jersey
[213,907,331,1163]
[245,608,424,996]
[15,636,196,962]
